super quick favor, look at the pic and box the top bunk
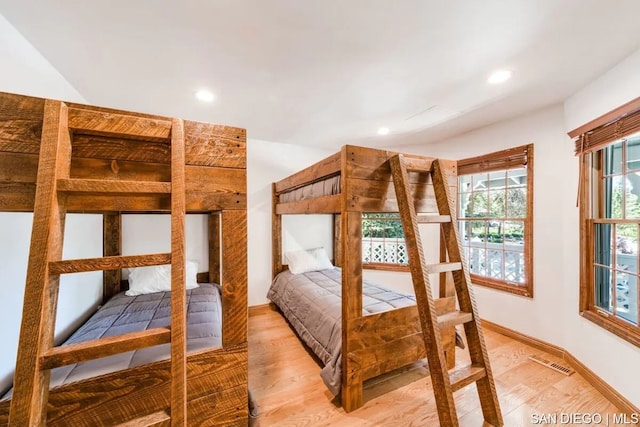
[0,91,246,214]
[273,144,457,214]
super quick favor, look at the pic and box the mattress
[278,175,341,203]
[2,283,222,399]
[266,267,418,396]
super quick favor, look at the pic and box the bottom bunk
[0,279,253,426]
[267,266,462,403]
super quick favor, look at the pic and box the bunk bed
[271,145,460,412]
[0,91,249,425]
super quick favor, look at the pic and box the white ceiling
[1,1,640,149]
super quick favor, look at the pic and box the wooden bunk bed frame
[0,91,248,425]
[272,145,459,413]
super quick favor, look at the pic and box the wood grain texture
[432,158,503,426]
[103,213,122,302]
[274,151,341,193]
[68,108,172,142]
[1,90,249,426]
[272,183,283,278]
[209,213,221,284]
[481,318,640,417]
[221,210,248,347]
[0,345,248,426]
[275,194,341,214]
[50,253,171,275]
[57,178,171,195]
[0,92,247,213]
[340,210,363,412]
[248,309,631,427]
[41,328,171,370]
[390,154,459,426]
[9,100,70,426]
[170,118,187,426]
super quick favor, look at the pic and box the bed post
[341,144,364,413]
[333,214,342,267]
[103,213,121,303]
[272,183,283,278]
[221,209,248,348]
[209,213,221,284]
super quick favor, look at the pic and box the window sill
[363,263,410,272]
[581,309,640,348]
[470,275,533,298]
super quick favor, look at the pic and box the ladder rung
[115,410,171,427]
[402,156,433,172]
[437,310,473,328]
[424,262,462,274]
[57,178,171,196]
[41,328,171,370]
[450,365,487,392]
[49,253,171,275]
[68,108,172,142]
[417,214,451,224]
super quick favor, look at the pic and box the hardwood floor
[248,306,634,426]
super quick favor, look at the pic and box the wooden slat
[403,156,433,172]
[0,346,247,426]
[437,310,473,329]
[345,177,437,213]
[57,178,171,195]
[68,108,172,142]
[49,253,171,275]
[41,328,171,370]
[170,117,187,426]
[348,297,455,351]
[275,194,341,214]
[425,262,462,274]
[9,100,70,427]
[116,410,170,427]
[417,214,451,223]
[450,365,486,392]
[274,151,341,193]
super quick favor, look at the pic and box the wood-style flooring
[248,305,634,426]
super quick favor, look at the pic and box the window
[575,97,640,346]
[362,213,408,270]
[457,145,534,297]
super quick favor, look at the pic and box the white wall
[393,102,640,407]
[565,48,640,133]
[0,14,103,394]
[247,138,333,306]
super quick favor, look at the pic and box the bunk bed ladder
[389,154,503,427]
[8,100,188,426]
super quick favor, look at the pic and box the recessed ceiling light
[195,89,215,102]
[377,127,390,135]
[487,70,512,85]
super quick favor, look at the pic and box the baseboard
[481,318,639,417]
[248,303,275,316]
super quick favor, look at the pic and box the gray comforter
[267,268,418,396]
[3,283,222,399]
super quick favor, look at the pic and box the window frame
[361,212,410,272]
[580,140,640,347]
[572,96,640,348]
[457,144,534,298]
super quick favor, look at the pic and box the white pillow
[286,247,334,274]
[126,260,199,296]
